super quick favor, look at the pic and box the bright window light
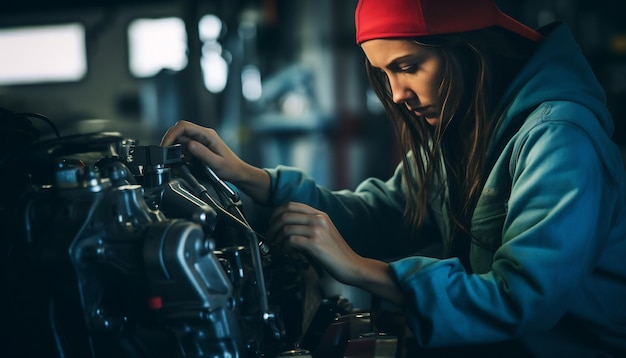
[199,14,228,94]
[242,65,262,101]
[201,48,228,93]
[0,23,87,85]
[199,14,222,41]
[128,17,188,78]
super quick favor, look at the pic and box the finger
[161,121,219,149]
[267,203,327,240]
[160,120,194,146]
[185,139,222,165]
[285,235,313,253]
[268,202,320,224]
[266,211,313,239]
[282,201,321,214]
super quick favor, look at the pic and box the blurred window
[199,14,228,93]
[127,14,230,93]
[0,23,87,85]
[128,17,187,77]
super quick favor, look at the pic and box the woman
[161,0,626,355]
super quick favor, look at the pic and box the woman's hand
[267,202,362,284]
[161,120,246,181]
[267,202,405,305]
[160,120,271,203]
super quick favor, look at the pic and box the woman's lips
[408,105,436,118]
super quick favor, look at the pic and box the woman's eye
[399,64,418,73]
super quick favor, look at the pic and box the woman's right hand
[160,120,271,204]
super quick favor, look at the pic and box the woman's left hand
[267,201,405,305]
[266,202,362,285]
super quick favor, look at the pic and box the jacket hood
[495,22,613,138]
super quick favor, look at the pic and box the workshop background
[1,0,625,210]
[0,0,625,331]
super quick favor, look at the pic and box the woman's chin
[424,115,441,126]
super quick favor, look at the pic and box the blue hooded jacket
[264,23,626,355]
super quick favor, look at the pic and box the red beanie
[355,0,542,44]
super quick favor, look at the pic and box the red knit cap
[355,0,542,44]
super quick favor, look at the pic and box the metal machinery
[0,108,399,357]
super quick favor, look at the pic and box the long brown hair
[366,27,537,240]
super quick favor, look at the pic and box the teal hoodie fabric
[264,23,626,355]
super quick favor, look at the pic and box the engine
[0,108,323,357]
[0,108,402,358]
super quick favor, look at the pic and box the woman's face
[361,38,444,126]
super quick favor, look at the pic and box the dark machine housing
[0,108,327,357]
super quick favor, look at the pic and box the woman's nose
[389,77,412,104]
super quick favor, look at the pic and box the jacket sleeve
[390,116,610,346]
[265,163,440,259]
